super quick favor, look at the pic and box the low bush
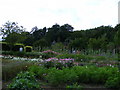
[27,65,119,88]
[0,42,11,51]
[25,46,32,52]
[72,66,119,84]
[72,66,92,83]
[28,65,48,80]
[45,68,78,86]
[8,71,40,89]
[105,73,120,89]
[12,44,24,52]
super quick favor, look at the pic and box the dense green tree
[69,38,87,50]
[5,32,25,50]
[33,39,48,51]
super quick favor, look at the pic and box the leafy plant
[105,73,120,89]
[8,71,40,89]
[66,83,83,90]
[45,67,78,86]
[43,61,54,68]
[28,65,48,80]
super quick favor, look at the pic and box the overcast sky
[0,0,119,32]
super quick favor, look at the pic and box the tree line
[0,21,120,53]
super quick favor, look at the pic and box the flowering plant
[42,50,60,55]
[43,57,75,69]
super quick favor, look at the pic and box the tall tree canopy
[0,21,25,39]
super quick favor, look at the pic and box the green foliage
[33,39,48,51]
[1,21,119,51]
[56,54,94,62]
[72,66,119,84]
[95,56,106,61]
[28,65,119,87]
[0,42,10,51]
[66,83,83,89]
[51,42,64,52]
[69,38,87,50]
[5,32,25,46]
[45,68,78,86]
[8,71,40,89]
[105,73,120,89]
[56,53,112,62]
[2,51,26,57]
[43,61,55,69]
[28,65,48,80]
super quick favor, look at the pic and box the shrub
[45,68,78,86]
[62,68,78,84]
[72,66,119,84]
[72,66,92,83]
[12,43,24,52]
[46,68,64,86]
[8,71,40,89]
[25,46,32,52]
[0,42,11,51]
[105,73,120,89]
[27,65,119,87]
[28,65,48,80]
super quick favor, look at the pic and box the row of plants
[1,50,59,59]
[8,65,120,89]
[43,58,74,69]
[1,49,118,61]
[1,51,42,58]
[56,53,118,62]
[31,65,120,89]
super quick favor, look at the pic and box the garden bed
[1,51,120,89]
